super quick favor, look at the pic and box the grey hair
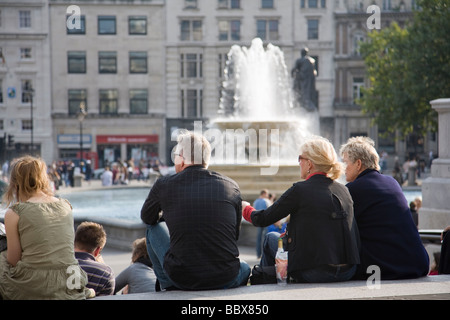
[339,136,380,171]
[175,130,211,168]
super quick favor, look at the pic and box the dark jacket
[250,174,360,275]
[140,165,242,290]
[346,169,429,280]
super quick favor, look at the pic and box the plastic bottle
[275,237,288,286]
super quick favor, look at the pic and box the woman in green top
[0,156,93,300]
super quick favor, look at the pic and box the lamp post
[24,87,35,153]
[77,102,87,171]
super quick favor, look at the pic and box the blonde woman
[0,156,93,299]
[243,136,360,283]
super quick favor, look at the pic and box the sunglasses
[298,155,309,162]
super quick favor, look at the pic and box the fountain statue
[207,38,320,199]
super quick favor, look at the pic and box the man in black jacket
[141,130,250,291]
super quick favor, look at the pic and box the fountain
[207,38,320,200]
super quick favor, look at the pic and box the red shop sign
[96,135,159,144]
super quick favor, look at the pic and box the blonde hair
[2,156,53,206]
[339,136,380,171]
[300,136,343,180]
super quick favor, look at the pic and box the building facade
[49,0,165,169]
[0,0,52,163]
[0,0,434,170]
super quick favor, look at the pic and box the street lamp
[77,102,87,170]
[24,87,35,153]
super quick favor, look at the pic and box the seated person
[0,156,92,299]
[141,131,250,291]
[243,137,360,283]
[74,221,115,296]
[114,238,157,294]
[340,136,429,280]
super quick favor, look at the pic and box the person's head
[74,222,107,257]
[173,130,211,172]
[415,196,422,209]
[131,237,150,264]
[259,189,269,198]
[340,136,380,182]
[298,136,342,180]
[301,48,309,57]
[2,155,53,206]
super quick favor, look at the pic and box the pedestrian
[74,221,115,296]
[141,130,250,291]
[114,238,157,294]
[253,189,271,258]
[243,136,360,283]
[101,165,113,186]
[0,156,93,299]
[340,136,429,280]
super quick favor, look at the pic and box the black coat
[250,174,360,275]
[347,169,429,280]
[141,165,242,290]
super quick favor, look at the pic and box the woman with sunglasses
[243,136,360,283]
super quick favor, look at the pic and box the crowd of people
[0,131,448,299]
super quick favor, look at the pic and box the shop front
[96,134,159,169]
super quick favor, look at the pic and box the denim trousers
[146,222,250,290]
[260,231,356,283]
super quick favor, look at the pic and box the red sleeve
[243,205,255,223]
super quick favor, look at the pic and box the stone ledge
[93,275,450,300]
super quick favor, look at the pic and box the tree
[359,0,450,137]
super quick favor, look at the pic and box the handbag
[249,264,277,285]
[0,222,7,252]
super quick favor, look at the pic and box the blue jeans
[146,222,250,290]
[260,231,356,283]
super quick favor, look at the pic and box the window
[20,48,32,60]
[99,51,117,73]
[308,0,318,8]
[352,33,365,56]
[219,20,240,41]
[302,0,326,8]
[181,89,202,118]
[218,0,241,9]
[68,89,87,115]
[218,53,228,78]
[19,10,31,28]
[99,89,118,114]
[22,119,33,131]
[307,19,319,40]
[261,0,274,8]
[68,51,86,73]
[352,77,364,103]
[98,16,116,34]
[180,19,202,41]
[185,0,198,9]
[67,15,85,34]
[129,51,147,73]
[129,16,147,35]
[130,89,148,114]
[257,19,279,41]
[21,80,33,103]
[180,54,203,78]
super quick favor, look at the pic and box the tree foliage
[359,0,450,137]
